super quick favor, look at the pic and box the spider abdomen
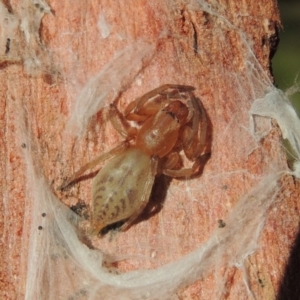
[91,148,154,233]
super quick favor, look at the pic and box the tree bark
[2,0,299,299]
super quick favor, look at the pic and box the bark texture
[1,0,299,299]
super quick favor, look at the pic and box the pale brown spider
[61,84,208,234]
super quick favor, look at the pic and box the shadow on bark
[277,225,300,300]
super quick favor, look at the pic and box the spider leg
[162,153,210,178]
[119,156,158,231]
[162,92,209,178]
[60,141,130,190]
[161,152,181,170]
[182,93,208,160]
[109,104,137,139]
[125,104,162,121]
[124,84,195,116]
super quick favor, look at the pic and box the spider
[61,84,208,234]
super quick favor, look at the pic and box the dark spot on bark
[191,21,198,54]
[5,38,10,54]
[70,200,89,219]
[218,219,226,228]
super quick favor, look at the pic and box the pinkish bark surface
[1,1,298,299]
